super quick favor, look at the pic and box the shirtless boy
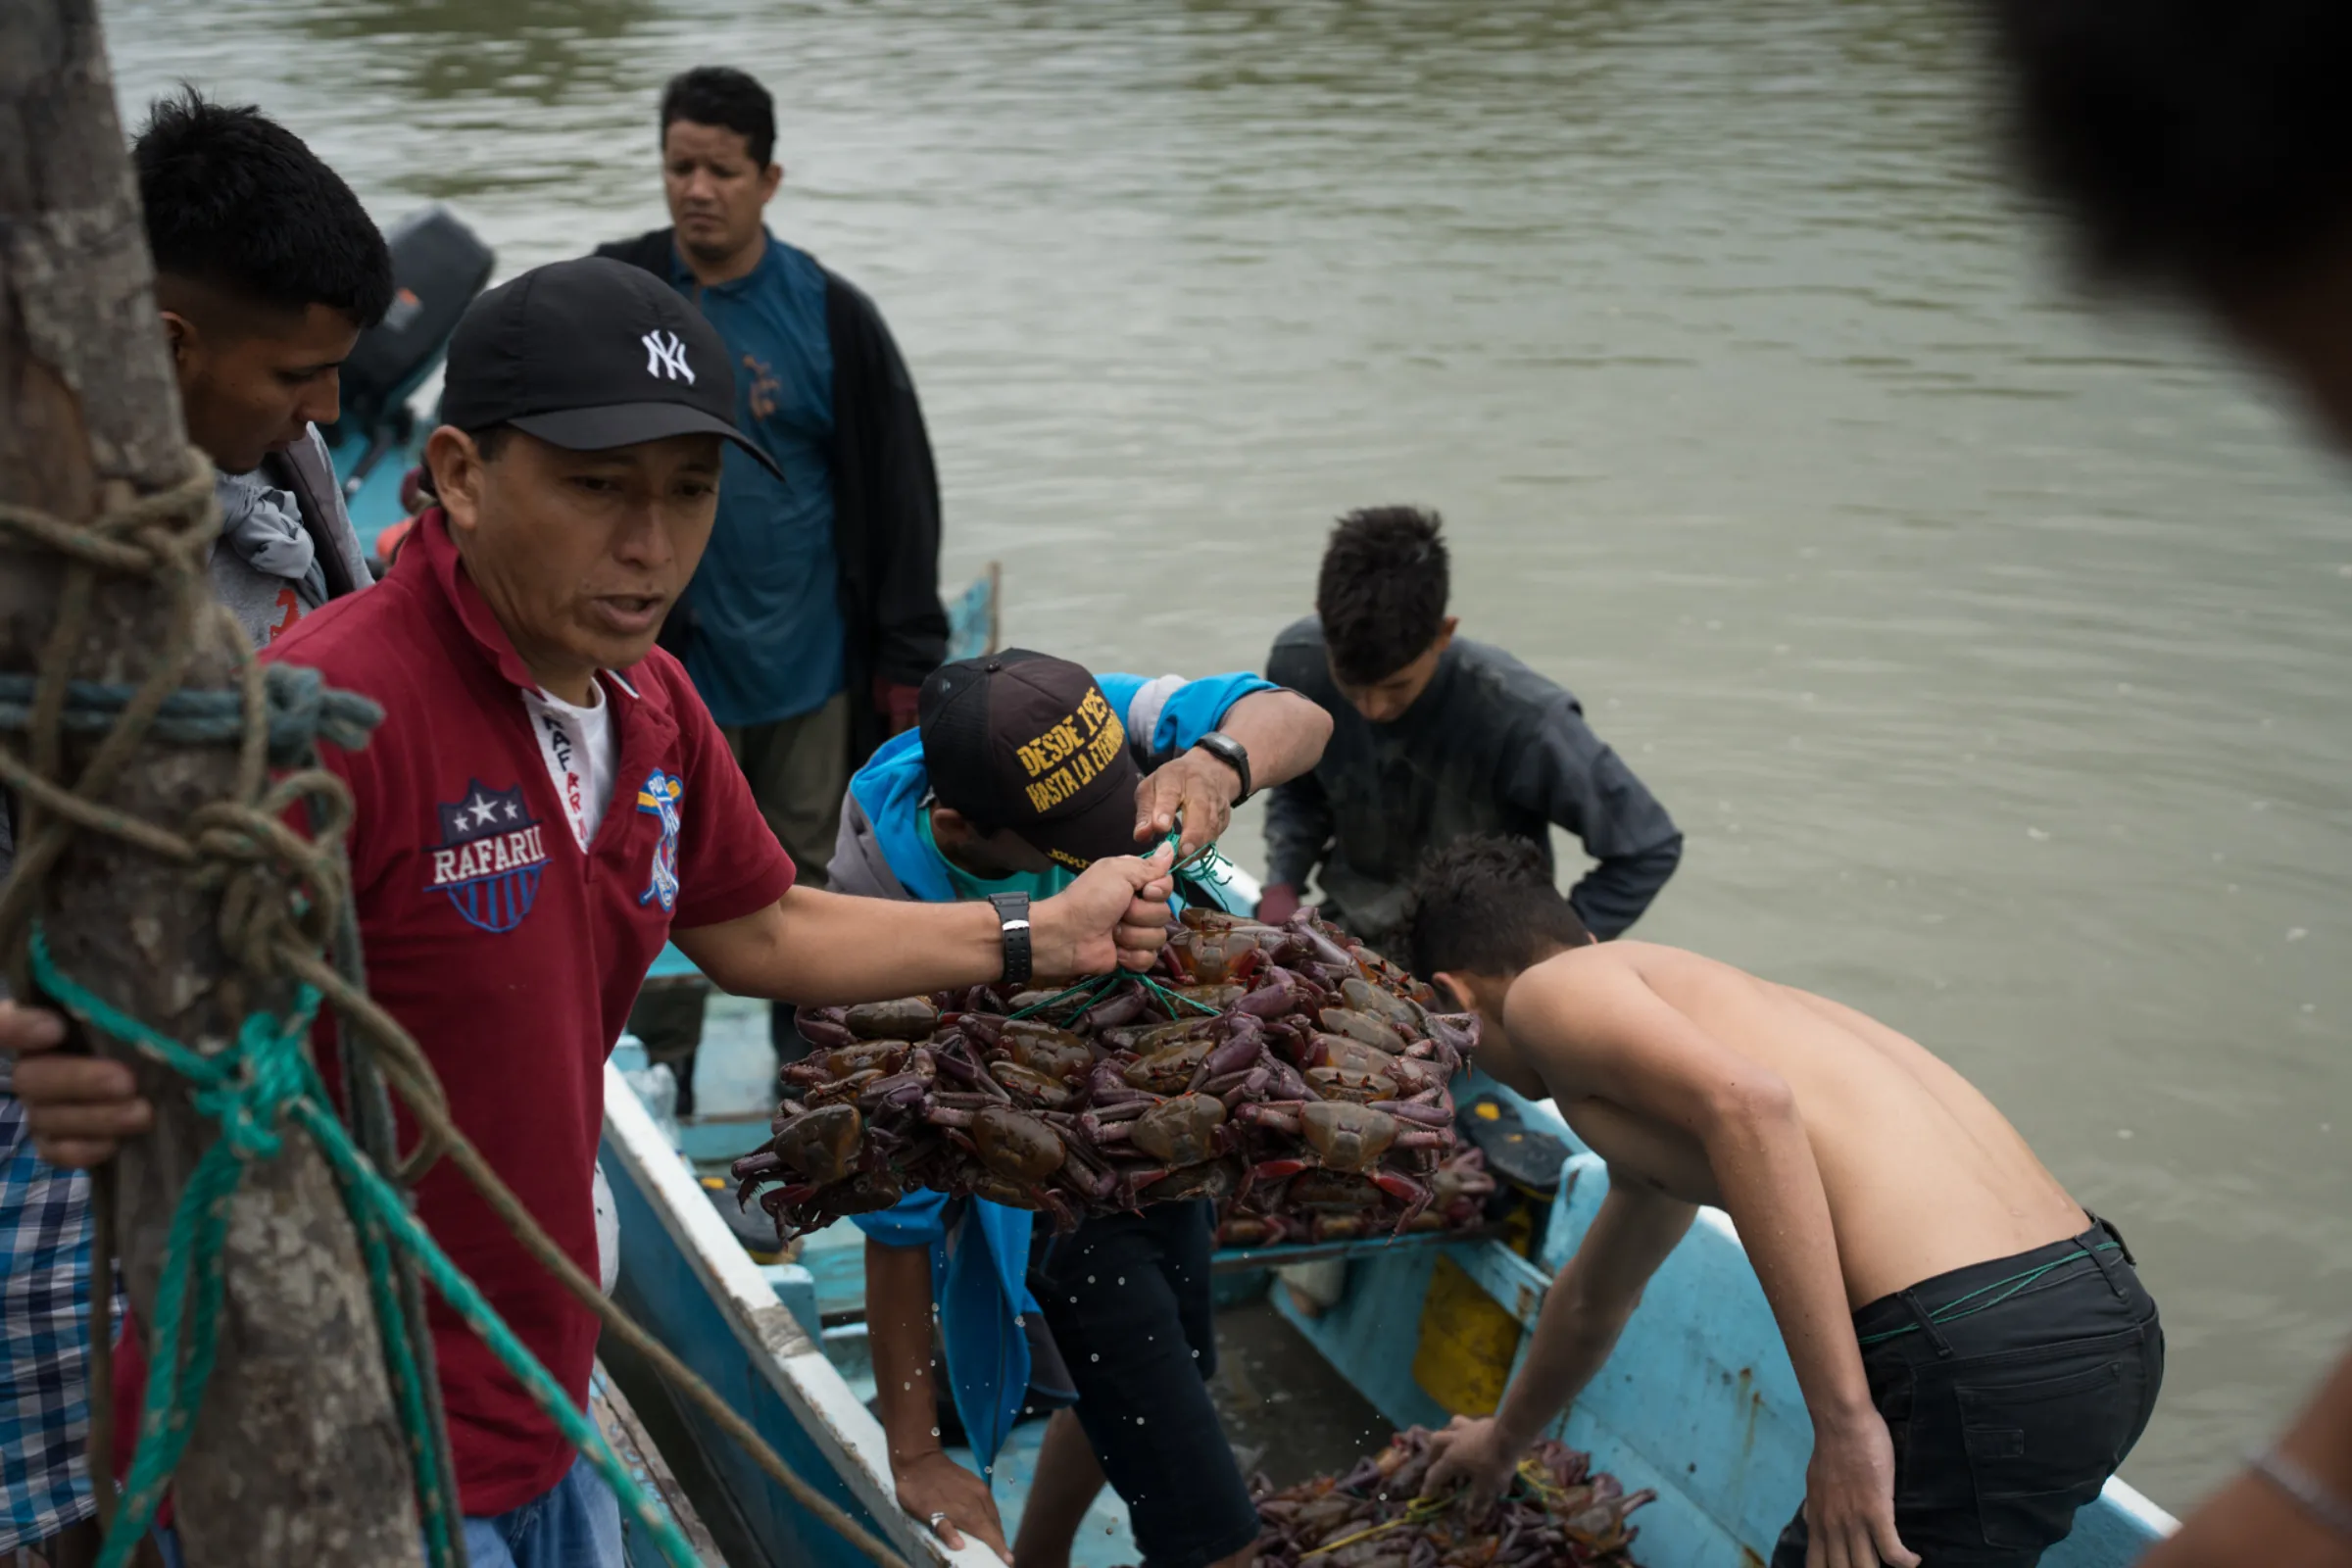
[1411,838,2162,1568]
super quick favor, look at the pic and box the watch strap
[988,892,1033,987]
[1193,730,1252,803]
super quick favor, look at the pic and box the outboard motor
[320,205,494,517]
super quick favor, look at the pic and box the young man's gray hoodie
[208,423,374,647]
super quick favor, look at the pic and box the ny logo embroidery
[641,329,695,383]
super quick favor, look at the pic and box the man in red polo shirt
[1,258,1173,1568]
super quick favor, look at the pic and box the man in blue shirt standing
[827,652,1331,1568]
[600,67,949,1079]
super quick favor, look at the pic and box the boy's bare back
[1508,942,2087,1306]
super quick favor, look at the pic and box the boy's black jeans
[1771,1216,2163,1568]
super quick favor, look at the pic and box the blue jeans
[156,1453,622,1568]
[463,1455,624,1568]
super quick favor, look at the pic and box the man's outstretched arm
[9,852,1177,1167]
[1423,1175,1694,1511]
[1132,686,1332,863]
[679,847,1175,1004]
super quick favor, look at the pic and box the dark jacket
[595,228,950,762]
[1265,616,1683,956]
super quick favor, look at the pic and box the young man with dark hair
[134,88,391,646]
[1981,5,2352,1563]
[0,258,1171,1568]
[1409,836,2162,1568]
[1261,506,1682,960]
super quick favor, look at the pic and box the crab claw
[1037,1188,1081,1234]
[1369,1168,1432,1236]
[1367,1098,1451,1128]
[1212,1065,1271,1108]
[1234,1102,1304,1137]
[1078,979,1149,1032]
[1236,966,1308,1019]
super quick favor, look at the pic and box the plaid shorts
[0,1089,104,1551]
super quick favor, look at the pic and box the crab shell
[1304,1064,1397,1104]
[998,1018,1096,1080]
[1121,1032,1219,1096]
[987,1058,1077,1109]
[771,1102,863,1186]
[843,996,942,1040]
[1283,1168,1389,1214]
[1128,1093,1228,1165]
[1316,1006,1408,1054]
[1299,1101,1398,1172]
[1338,975,1423,1033]
[796,1040,910,1082]
[969,1104,1066,1182]
[1143,1156,1246,1203]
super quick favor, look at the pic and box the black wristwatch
[988,892,1033,987]
[1191,730,1251,803]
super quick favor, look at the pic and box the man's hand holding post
[1,999,150,1169]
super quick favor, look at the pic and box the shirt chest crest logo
[426,779,550,933]
[635,769,684,911]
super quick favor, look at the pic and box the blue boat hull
[599,1062,2172,1567]
[600,1070,957,1568]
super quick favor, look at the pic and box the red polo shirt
[254,511,791,1511]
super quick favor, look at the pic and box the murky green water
[106,0,2352,1508]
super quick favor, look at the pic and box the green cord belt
[1856,1242,2125,1347]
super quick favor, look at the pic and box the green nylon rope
[1004,968,1222,1023]
[1004,824,1241,1024]
[346,1174,462,1567]
[29,929,700,1568]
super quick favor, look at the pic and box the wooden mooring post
[0,3,426,1562]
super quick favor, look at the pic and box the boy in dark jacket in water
[1261,507,1682,959]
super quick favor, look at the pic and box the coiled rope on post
[0,454,910,1568]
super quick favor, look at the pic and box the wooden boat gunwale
[601,1064,992,1567]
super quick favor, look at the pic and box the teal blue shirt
[918,812,1075,904]
[848,668,1278,1471]
[671,233,846,725]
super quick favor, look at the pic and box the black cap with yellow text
[919,651,1143,870]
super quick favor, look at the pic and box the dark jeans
[1771,1217,2163,1568]
[1032,1202,1258,1568]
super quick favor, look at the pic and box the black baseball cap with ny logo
[438,257,784,479]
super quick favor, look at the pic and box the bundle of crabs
[730,906,1499,1247]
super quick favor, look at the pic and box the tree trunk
[0,5,425,1563]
